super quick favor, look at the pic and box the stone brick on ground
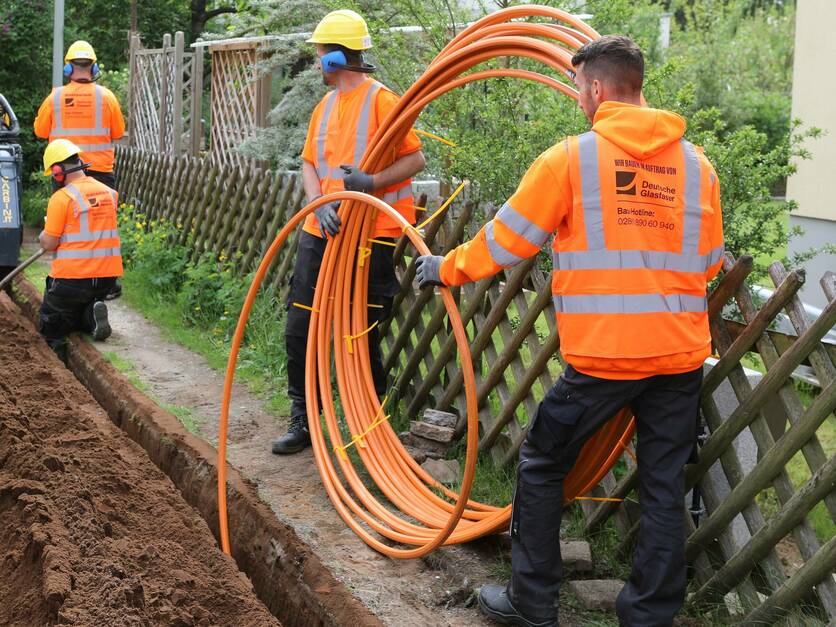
[421,458,461,485]
[566,579,624,612]
[410,420,455,443]
[399,432,447,458]
[421,409,457,429]
[561,541,592,573]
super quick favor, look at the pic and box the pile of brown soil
[0,294,279,626]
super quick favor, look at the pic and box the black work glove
[314,200,342,238]
[340,165,375,193]
[415,255,446,289]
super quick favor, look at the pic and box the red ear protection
[51,163,66,183]
[50,161,91,185]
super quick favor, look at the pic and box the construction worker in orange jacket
[271,9,426,455]
[34,41,125,191]
[38,139,123,363]
[416,36,724,626]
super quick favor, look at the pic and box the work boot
[271,415,311,454]
[91,301,112,341]
[478,584,557,627]
[105,279,122,301]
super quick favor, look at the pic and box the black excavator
[0,93,23,290]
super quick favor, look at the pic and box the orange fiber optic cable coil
[218,5,635,558]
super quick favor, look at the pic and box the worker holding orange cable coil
[416,36,724,627]
[272,9,426,455]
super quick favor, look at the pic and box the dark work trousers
[285,231,400,420]
[509,364,702,626]
[39,276,116,356]
[51,169,116,193]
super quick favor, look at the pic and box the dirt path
[0,293,279,626]
[96,296,500,626]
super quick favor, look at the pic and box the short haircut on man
[571,35,644,94]
[324,43,363,66]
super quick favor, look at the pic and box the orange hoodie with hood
[439,101,724,379]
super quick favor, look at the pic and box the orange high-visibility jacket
[301,77,422,238]
[34,82,125,174]
[440,102,724,379]
[44,175,123,279]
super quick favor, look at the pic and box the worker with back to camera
[38,139,122,363]
[35,40,125,300]
[271,9,426,455]
[415,35,724,627]
[35,40,125,192]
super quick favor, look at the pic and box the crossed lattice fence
[128,32,194,155]
[128,33,271,165]
[115,146,836,625]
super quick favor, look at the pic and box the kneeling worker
[38,139,122,362]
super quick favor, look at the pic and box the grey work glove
[340,165,375,193]
[415,255,446,289]
[314,200,342,238]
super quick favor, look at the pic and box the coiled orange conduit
[218,5,635,557]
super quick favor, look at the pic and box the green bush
[20,172,52,228]
[117,210,190,293]
[177,251,247,332]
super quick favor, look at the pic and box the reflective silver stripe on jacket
[57,183,120,250]
[495,201,550,249]
[484,221,524,267]
[577,131,605,250]
[483,201,550,266]
[315,91,339,180]
[74,142,115,152]
[55,247,121,260]
[316,82,381,181]
[553,244,725,273]
[553,293,707,314]
[382,185,413,204]
[52,85,110,137]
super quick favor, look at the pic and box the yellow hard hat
[43,139,81,176]
[65,40,97,64]
[307,10,372,50]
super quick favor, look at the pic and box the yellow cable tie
[368,238,397,247]
[417,181,467,230]
[357,246,372,267]
[414,128,457,147]
[334,395,390,457]
[368,303,384,309]
[574,496,624,503]
[410,204,428,212]
[292,302,319,313]
[343,319,380,354]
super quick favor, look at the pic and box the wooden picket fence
[115,146,836,625]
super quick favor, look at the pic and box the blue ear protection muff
[320,49,376,74]
[63,61,101,80]
[321,50,347,73]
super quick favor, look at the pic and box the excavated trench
[3,279,381,627]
